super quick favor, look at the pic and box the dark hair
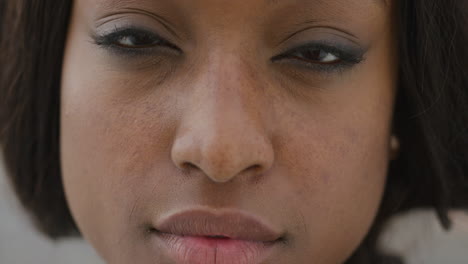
[1,0,467,263]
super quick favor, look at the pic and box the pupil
[119,34,154,46]
[304,50,326,61]
[127,36,137,45]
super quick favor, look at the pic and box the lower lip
[153,232,277,264]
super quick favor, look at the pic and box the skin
[60,0,398,263]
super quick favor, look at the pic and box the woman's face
[61,0,397,263]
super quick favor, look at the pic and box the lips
[151,209,283,264]
[155,209,282,241]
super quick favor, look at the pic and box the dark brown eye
[114,32,161,48]
[94,27,180,52]
[290,49,341,64]
[271,43,365,73]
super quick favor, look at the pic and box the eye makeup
[91,26,182,57]
[271,40,367,73]
[91,25,366,75]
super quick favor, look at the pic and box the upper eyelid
[94,8,182,41]
[279,25,362,48]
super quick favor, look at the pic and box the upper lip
[154,208,282,242]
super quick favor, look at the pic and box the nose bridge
[206,53,259,122]
[188,50,259,129]
[193,49,267,139]
[171,53,274,183]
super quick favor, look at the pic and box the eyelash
[93,27,181,56]
[271,43,364,73]
[93,27,364,72]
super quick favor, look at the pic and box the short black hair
[1,0,467,263]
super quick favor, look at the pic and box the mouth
[149,208,284,264]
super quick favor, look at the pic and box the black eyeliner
[272,41,367,73]
[92,27,181,56]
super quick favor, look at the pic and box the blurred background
[0,155,103,264]
[1,156,467,264]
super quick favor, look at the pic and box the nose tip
[171,132,274,183]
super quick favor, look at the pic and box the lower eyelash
[299,60,362,73]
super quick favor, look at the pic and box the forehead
[94,0,386,5]
[91,0,387,14]
[82,0,389,31]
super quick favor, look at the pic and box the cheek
[59,43,181,257]
[271,85,393,262]
[271,126,389,263]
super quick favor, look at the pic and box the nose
[170,57,274,183]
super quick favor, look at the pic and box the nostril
[179,162,199,173]
[250,164,263,172]
[184,162,197,169]
[241,164,263,175]
[177,162,264,182]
